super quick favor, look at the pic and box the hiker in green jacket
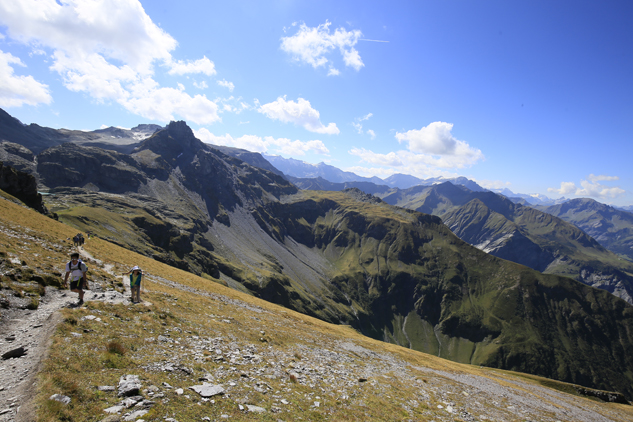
[127,266,143,303]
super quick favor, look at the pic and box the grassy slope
[2,195,633,421]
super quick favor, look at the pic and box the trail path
[0,246,143,422]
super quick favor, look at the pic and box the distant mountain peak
[136,120,205,159]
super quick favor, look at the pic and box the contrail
[359,39,389,43]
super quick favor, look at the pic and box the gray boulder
[118,375,141,397]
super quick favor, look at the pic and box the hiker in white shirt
[64,252,88,306]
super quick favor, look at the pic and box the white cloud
[349,147,402,166]
[193,81,208,89]
[0,50,52,107]
[167,57,215,76]
[213,96,249,115]
[350,121,483,171]
[327,67,340,76]
[258,96,339,134]
[280,20,364,73]
[548,182,577,195]
[548,175,625,199]
[348,122,483,174]
[588,174,619,182]
[0,0,220,124]
[352,113,374,137]
[217,79,235,92]
[122,78,220,124]
[477,180,511,190]
[264,136,330,156]
[194,129,330,156]
[396,121,479,156]
[0,0,176,75]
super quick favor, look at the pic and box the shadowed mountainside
[537,198,633,263]
[368,182,633,304]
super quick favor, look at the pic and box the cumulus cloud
[121,77,220,124]
[547,182,577,196]
[0,0,220,124]
[217,79,235,92]
[346,121,483,178]
[167,57,216,76]
[0,50,52,107]
[194,129,330,157]
[548,175,625,199]
[281,20,364,74]
[396,121,479,157]
[258,96,339,134]
[350,121,483,170]
[366,129,376,139]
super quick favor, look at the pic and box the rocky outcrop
[0,162,48,214]
[37,144,147,192]
[0,141,37,175]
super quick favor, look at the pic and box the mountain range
[2,108,633,399]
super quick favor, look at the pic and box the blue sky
[1,0,632,205]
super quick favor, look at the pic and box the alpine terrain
[1,108,633,410]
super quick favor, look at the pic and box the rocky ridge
[0,162,48,215]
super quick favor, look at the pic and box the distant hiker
[73,235,79,247]
[127,266,143,303]
[64,252,88,306]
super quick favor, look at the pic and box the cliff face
[37,143,147,192]
[0,162,47,214]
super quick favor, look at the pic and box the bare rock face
[37,144,147,192]
[0,162,47,214]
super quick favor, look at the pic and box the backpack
[68,260,88,272]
